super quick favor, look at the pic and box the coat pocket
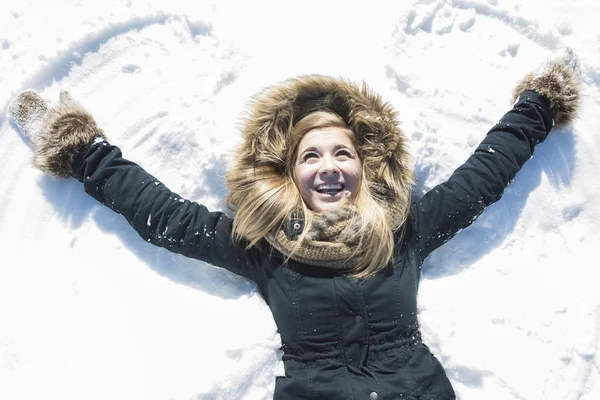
[404,344,455,399]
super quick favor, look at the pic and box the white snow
[1,0,599,399]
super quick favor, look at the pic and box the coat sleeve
[411,90,555,260]
[71,139,262,283]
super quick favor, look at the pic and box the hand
[512,48,581,130]
[8,90,106,178]
[8,89,52,144]
[559,48,580,74]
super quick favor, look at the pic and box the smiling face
[294,126,362,212]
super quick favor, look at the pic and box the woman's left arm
[411,50,581,260]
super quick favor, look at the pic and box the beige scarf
[265,206,363,270]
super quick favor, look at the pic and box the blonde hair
[227,110,401,278]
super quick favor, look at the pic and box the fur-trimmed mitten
[8,90,107,178]
[512,48,581,129]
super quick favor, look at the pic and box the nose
[318,155,340,175]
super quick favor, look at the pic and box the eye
[336,149,354,159]
[302,151,319,162]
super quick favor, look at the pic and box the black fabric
[73,91,553,399]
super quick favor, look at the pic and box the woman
[8,50,580,399]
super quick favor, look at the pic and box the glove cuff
[34,94,107,178]
[512,56,581,130]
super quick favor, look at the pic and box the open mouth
[315,183,344,195]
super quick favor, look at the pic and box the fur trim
[36,91,106,178]
[512,49,581,129]
[230,75,414,230]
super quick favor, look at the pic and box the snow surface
[1,0,600,399]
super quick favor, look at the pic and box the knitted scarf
[265,206,363,270]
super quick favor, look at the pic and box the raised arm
[411,50,581,260]
[9,90,262,282]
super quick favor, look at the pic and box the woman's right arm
[73,138,262,282]
[9,90,262,283]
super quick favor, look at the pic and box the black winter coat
[72,91,554,399]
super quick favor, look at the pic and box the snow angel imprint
[9,49,581,400]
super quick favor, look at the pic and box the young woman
[9,50,580,399]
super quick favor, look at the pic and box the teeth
[316,183,343,191]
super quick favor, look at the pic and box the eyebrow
[299,144,353,154]
[299,147,319,154]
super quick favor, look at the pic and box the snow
[1,0,599,399]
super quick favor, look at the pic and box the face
[294,126,362,212]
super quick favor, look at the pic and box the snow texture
[1,0,600,399]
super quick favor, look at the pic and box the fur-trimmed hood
[228,75,414,231]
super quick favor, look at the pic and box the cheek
[294,165,313,192]
[349,163,362,186]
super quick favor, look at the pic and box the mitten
[8,90,107,178]
[512,48,581,130]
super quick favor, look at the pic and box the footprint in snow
[498,43,520,57]
[122,64,141,74]
[400,0,566,50]
[403,0,477,36]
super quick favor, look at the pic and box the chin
[312,200,347,212]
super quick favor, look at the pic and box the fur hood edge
[228,75,414,229]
